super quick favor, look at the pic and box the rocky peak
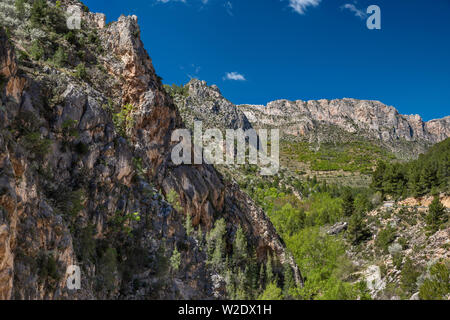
[172,78,253,132]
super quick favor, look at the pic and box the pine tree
[283,263,295,299]
[185,213,193,237]
[266,255,274,284]
[233,226,248,266]
[426,196,447,232]
[170,247,181,273]
[347,211,370,245]
[342,189,354,217]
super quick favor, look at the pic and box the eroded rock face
[240,99,450,157]
[0,1,302,299]
[175,79,253,131]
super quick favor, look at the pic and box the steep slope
[166,79,252,132]
[0,0,301,300]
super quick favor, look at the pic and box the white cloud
[223,72,246,81]
[287,0,321,15]
[341,3,367,19]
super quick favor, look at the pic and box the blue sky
[83,0,450,121]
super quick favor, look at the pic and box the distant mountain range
[170,79,450,160]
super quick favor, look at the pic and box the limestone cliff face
[0,0,301,300]
[173,79,253,132]
[240,99,450,157]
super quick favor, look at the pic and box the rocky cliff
[168,79,449,160]
[240,99,450,158]
[0,0,301,300]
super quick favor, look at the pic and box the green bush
[258,282,283,300]
[375,225,397,254]
[419,262,450,300]
[113,103,135,137]
[23,132,52,158]
[51,47,67,67]
[166,189,182,212]
[401,258,421,295]
[74,63,87,80]
[29,40,44,61]
[170,247,181,272]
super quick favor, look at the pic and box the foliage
[372,138,450,197]
[97,247,118,292]
[22,132,52,159]
[30,0,67,33]
[76,224,96,263]
[419,262,450,300]
[258,282,283,300]
[15,0,25,19]
[206,218,227,269]
[164,84,189,98]
[51,47,67,67]
[232,226,248,266]
[347,211,370,245]
[166,189,182,212]
[342,189,354,217]
[74,62,87,80]
[113,103,135,137]
[285,227,359,300]
[375,225,397,254]
[426,196,448,233]
[185,213,194,237]
[29,40,44,60]
[400,258,421,296]
[38,252,60,282]
[170,247,181,272]
[281,140,396,174]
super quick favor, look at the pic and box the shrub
[170,247,181,272]
[375,225,397,254]
[23,132,52,158]
[77,225,96,263]
[401,258,421,295]
[64,31,77,45]
[15,0,25,19]
[166,189,182,212]
[51,47,67,67]
[38,252,60,282]
[113,103,135,136]
[30,0,48,28]
[74,62,87,80]
[419,262,450,300]
[258,282,283,300]
[29,40,44,60]
[97,247,118,292]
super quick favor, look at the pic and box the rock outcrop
[240,99,450,157]
[0,0,301,300]
[172,79,253,132]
